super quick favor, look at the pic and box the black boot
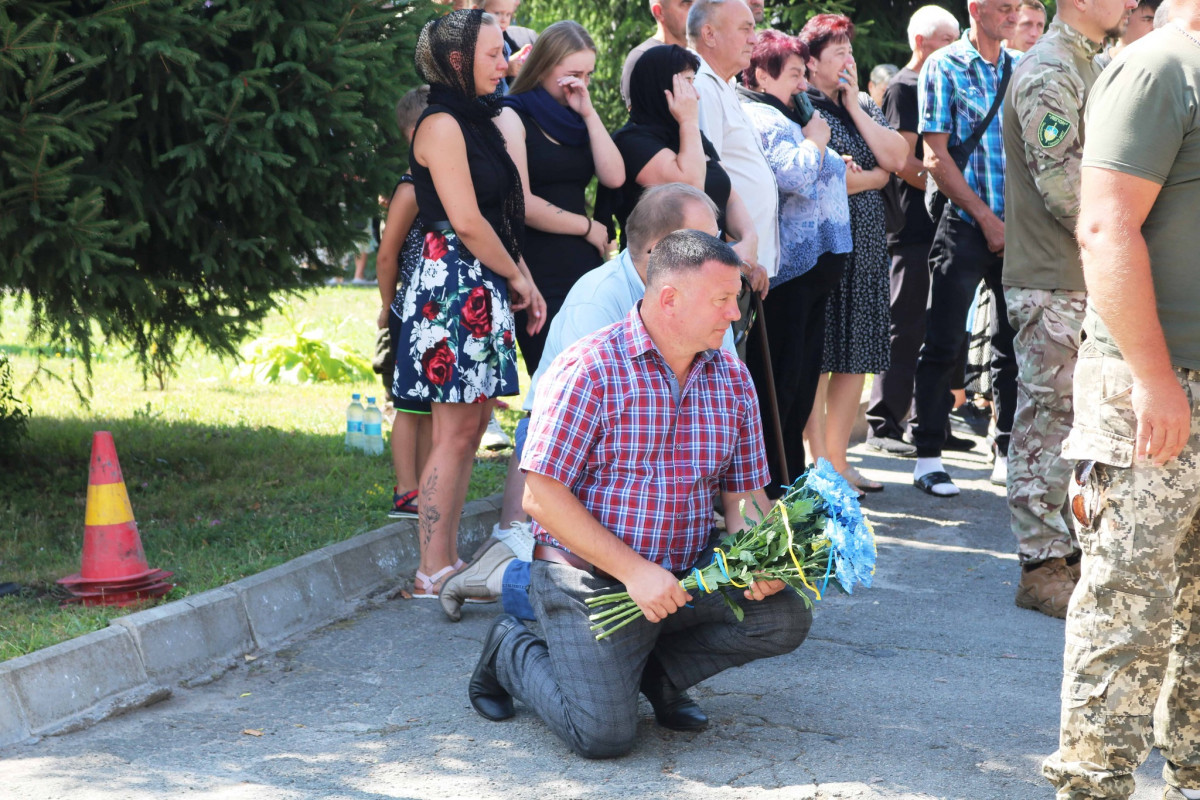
[640,653,708,731]
[469,614,521,721]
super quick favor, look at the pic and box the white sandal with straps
[413,565,457,599]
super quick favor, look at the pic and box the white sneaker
[479,414,512,451]
[492,520,534,562]
[990,455,1008,487]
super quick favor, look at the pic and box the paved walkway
[0,442,1170,799]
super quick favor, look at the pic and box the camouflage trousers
[1043,341,1200,799]
[1004,287,1086,563]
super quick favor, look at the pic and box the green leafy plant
[234,313,374,385]
[0,353,30,456]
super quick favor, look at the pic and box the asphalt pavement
[0,440,1171,799]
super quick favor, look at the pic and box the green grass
[0,286,526,662]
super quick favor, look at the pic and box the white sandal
[413,565,457,598]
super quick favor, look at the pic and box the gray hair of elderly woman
[686,0,734,45]
[646,229,740,289]
[625,183,719,258]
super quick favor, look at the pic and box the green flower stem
[594,610,645,641]
[587,602,639,623]
[589,604,645,634]
[586,591,635,606]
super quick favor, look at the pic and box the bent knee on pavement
[773,592,813,654]
[567,722,638,760]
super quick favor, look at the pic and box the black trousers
[746,251,846,495]
[912,210,1015,458]
[866,239,933,441]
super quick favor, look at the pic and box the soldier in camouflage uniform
[1041,11,1200,799]
[1000,0,1133,619]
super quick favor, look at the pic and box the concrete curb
[0,494,501,748]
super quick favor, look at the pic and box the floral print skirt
[392,228,519,404]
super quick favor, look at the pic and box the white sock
[914,457,959,497]
[1181,789,1200,800]
[914,457,944,479]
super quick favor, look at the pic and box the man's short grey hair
[908,4,960,49]
[870,63,898,86]
[626,183,719,257]
[686,0,730,45]
[646,229,740,289]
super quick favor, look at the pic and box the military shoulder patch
[1037,112,1071,148]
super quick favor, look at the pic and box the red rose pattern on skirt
[393,229,519,404]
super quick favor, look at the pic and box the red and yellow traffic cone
[58,432,173,606]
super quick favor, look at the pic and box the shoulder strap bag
[925,52,1012,221]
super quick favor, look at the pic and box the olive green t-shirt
[1081,25,1200,369]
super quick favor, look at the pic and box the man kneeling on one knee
[467,230,811,758]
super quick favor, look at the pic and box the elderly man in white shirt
[688,0,779,280]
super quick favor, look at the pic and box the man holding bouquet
[467,230,810,758]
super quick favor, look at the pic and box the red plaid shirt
[520,306,769,571]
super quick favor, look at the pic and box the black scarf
[614,44,720,164]
[806,85,861,140]
[415,10,525,261]
[735,84,808,128]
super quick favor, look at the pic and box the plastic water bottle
[363,397,384,455]
[345,393,365,451]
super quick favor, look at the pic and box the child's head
[476,0,516,29]
[396,85,430,143]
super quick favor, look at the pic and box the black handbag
[925,53,1012,221]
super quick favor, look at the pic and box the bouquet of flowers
[585,459,876,641]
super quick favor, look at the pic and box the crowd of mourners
[364,0,1200,796]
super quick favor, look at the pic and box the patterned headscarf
[414,10,525,261]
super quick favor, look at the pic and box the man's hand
[1132,371,1191,466]
[979,212,1005,254]
[624,560,692,623]
[743,577,786,601]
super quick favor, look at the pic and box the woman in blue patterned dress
[739,30,853,497]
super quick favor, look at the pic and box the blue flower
[803,459,876,594]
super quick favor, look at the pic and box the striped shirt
[521,306,768,572]
[918,32,1018,226]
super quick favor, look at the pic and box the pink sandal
[413,565,457,599]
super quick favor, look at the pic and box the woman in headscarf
[399,9,546,597]
[603,44,761,274]
[799,14,907,495]
[495,20,624,374]
[737,30,853,497]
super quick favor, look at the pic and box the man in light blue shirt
[439,182,732,622]
[525,191,735,412]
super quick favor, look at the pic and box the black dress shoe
[943,433,977,452]
[469,614,521,721]
[640,654,708,732]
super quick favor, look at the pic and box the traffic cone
[58,432,173,606]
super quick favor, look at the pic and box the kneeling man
[468,230,810,758]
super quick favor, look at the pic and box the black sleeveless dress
[394,106,521,405]
[512,108,603,373]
